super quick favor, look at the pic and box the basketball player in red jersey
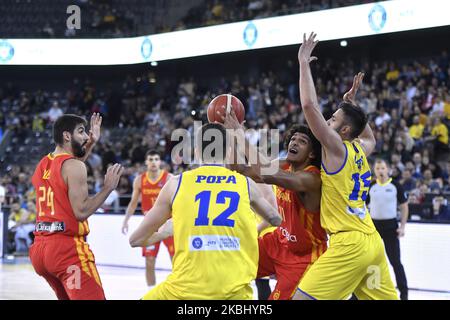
[121,150,174,287]
[30,114,124,300]
[223,111,327,300]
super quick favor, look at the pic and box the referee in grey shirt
[367,159,409,300]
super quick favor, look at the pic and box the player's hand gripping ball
[207,94,245,124]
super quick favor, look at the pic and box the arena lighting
[340,40,348,47]
[1,0,450,65]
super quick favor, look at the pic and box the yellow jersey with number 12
[165,165,258,299]
[320,141,376,235]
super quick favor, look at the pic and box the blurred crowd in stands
[1,48,450,255]
[1,0,148,38]
[1,0,379,38]
[0,45,450,255]
[167,0,376,33]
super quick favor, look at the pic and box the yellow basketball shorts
[142,281,254,300]
[297,230,399,300]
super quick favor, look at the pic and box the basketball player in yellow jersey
[292,32,398,300]
[129,123,282,300]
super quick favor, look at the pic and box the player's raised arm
[65,160,123,221]
[262,170,321,193]
[343,72,376,157]
[298,33,344,157]
[121,175,142,234]
[129,176,177,247]
[247,178,282,227]
[224,109,320,193]
[356,124,376,157]
[78,113,102,163]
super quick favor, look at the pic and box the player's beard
[72,139,86,158]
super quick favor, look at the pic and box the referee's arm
[395,181,408,237]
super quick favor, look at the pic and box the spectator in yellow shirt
[386,63,400,82]
[409,115,425,140]
[444,99,450,120]
[431,117,449,157]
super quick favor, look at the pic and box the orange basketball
[207,94,245,124]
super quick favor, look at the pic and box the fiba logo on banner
[0,40,14,63]
[368,4,387,32]
[141,37,153,60]
[243,22,258,47]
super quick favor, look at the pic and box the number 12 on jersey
[194,191,240,227]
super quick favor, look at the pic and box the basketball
[207,94,245,124]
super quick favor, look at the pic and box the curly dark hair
[284,124,321,168]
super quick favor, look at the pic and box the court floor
[1,258,449,300]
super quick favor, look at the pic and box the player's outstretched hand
[343,72,365,105]
[104,163,124,192]
[216,108,245,131]
[87,113,102,146]
[298,32,319,64]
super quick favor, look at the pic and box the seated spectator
[386,62,400,83]
[411,152,423,179]
[408,183,429,204]
[374,108,391,127]
[32,115,45,132]
[432,193,449,221]
[409,115,425,148]
[399,169,417,193]
[118,175,133,196]
[47,101,63,122]
[430,116,449,157]
[430,95,445,117]
[8,202,36,254]
[422,169,441,191]
[390,153,405,172]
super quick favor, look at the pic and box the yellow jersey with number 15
[166,165,258,300]
[320,141,376,235]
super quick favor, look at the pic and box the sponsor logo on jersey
[279,226,297,242]
[192,237,203,249]
[347,205,367,220]
[355,155,364,170]
[35,221,65,233]
[273,290,280,300]
[189,235,240,251]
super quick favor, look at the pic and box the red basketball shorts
[257,232,326,300]
[29,235,105,300]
